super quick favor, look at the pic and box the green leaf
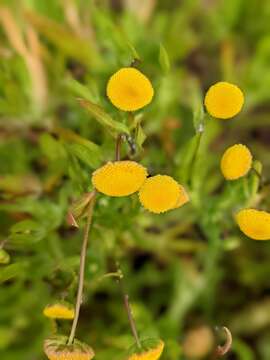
[79,99,130,135]
[0,263,26,283]
[66,77,97,102]
[39,133,67,161]
[25,10,102,67]
[10,220,46,245]
[159,44,170,74]
[135,124,146,149]
[0,249,10,265]
[67,142,102,169]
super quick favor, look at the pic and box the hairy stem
[68,191,96,344]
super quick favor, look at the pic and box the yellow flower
[106,67,154,111]
[236,209,270,240]
[43,302,75,320]
[139,175,189,214]
[44,336,95,360]
[128,339,164,360]
[92,161,147,197]
[204,81,244,119]
[220,144,252,180]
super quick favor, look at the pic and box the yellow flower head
[139,175,189,214]
[44,336,95,360]
[204,81,244,119]
[236,209,270,240]
[220,144,252,180]
[128,339,164,360]
[43,302,75,320]
[92,161,147,197]
[106,67,154,111]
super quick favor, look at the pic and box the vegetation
[1,1,270,359]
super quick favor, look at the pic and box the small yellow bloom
[139,175,189,214]
[43,302,75,320]
[236,209,270,240]
[220,144,252,180]
[92,161,147,197]
[44,336,95,360]
[204,81,244,119]
[128,340,164,360]
[106,67,154,111]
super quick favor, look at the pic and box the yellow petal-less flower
[236,209,270,240]
[220,144,252,180]
[107,67,154,111]
[139,175,189,214]
[92,161,148,197]
[204,81,244,119]
[128,339,164,360]
[44,336,95,360]
[43,302,75,320]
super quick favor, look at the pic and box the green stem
[68,192,96,345]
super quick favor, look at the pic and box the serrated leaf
[79,99,130,135]
[0,263,26,283]
[159,44,170,74]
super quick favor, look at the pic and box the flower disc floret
[43,302,75,320]
[92,161,148,197]
[139,175,189,214]
[220,144,252,180]
[236,209,270,240]
[204,81,244,119]
[44,336,95,360]
[106,67,154,111]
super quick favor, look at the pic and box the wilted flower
[106,67,154,111]
[220,144,252,180]
[204,81,244,119]
[128,339,164,360]
[236,208,270,240]
[139,175,189,214]
[43,302,75,320]
[92,161,147,197]
[182,326,214,359]
[44,336,94,360]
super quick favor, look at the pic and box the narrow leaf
[79,99,130,135]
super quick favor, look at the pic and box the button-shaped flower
[204,81,244,119]
[107,68,154,111]
[44,336,95,360]
[128,339,164,360]
[43,302,75,320]
[236,209,270,240]
[92,161,148,197]
[139,175,189,214]
[220,144,252,180]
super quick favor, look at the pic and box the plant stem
[115,134,124,161]
[189,127,203,187]
[68,191,96,345]
[124,293,142,348]
[117,267,142,348]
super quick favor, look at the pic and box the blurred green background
[0,0,270,359]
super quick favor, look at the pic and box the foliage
[0,0,270,359]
